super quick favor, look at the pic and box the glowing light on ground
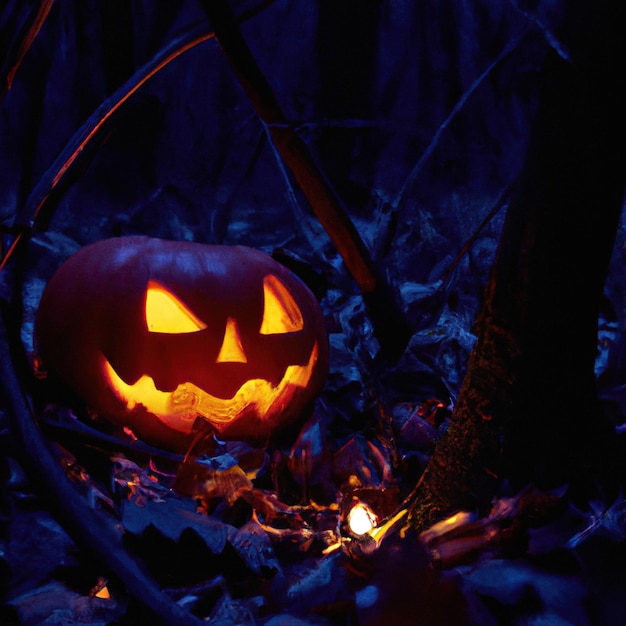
[348,502,378,535]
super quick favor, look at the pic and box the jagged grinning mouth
[102,342,319,434]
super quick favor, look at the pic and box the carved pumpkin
[35,236,329,452]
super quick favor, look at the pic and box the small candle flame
[348,502,378,536]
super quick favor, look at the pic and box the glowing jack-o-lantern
[35,237,329,452]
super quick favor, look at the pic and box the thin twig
[0,0,55,101]
[0,315,204,626]
[0,22,213,273]
[507,0,572,62]
[200,0,412,358]
[0,0,277,274]
[202,0,377,291]
[392,31,527,212]
[16,24,216,230]
[437,184,512,290]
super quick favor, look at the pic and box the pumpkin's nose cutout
[216,317,247,363]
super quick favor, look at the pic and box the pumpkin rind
[35,236,329,451]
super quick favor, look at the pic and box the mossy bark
[410,0,626,531]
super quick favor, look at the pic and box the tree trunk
[410,0,626,530]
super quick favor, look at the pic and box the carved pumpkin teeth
[102,342,319,433]
[35,238,329,450]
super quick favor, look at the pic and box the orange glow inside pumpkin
[216,317,247,363]
[260,274,304,334]
[145,280,206,333]
[101,272,319,434]
[102,342,319,433]
[146,273,303,341]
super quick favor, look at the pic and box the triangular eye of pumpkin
[260,274,304,334]
[145,280,207,333]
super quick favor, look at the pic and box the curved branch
[0,314,204,625]
[0,0,55,101]
[392,31,527,212]
[15,24,215,232]
[0,1,276,274]
[200,0,411,359]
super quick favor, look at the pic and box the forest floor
[2,397,626,626]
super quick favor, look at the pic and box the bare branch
[393,32,527,212]
[0,0,55,100]
[200,0,412,358]
[0,316,205,625]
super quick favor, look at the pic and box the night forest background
[1,1,626,625]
